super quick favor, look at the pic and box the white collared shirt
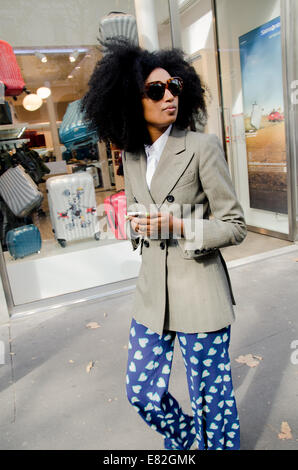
[144,124,172,189]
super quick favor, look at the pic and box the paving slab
[0,248,297,450]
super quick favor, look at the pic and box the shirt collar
[144,124,172,158]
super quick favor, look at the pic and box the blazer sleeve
[177,133,247,259]
[122,152,141,251]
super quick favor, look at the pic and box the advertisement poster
[239,17,287,214]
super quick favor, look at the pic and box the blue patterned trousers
[126,318,240,450]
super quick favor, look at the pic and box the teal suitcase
[6,224,42,259]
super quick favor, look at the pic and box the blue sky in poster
[239,17,284,117]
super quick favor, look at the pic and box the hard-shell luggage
[0,101,13,125]
[0,198,33,251]
[59,99,98,150]
[99,12,139,46]
[85,165,101,188]
[0,40,25,97]
[6,224,41,259]
[104,190,126,240]
[73,164,102,188]
[0,165,43,217]
[46,172,100,247]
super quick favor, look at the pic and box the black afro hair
[81,37,207,153]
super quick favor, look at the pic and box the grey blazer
[123,126,247,335]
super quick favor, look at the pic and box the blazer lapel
[126,126,195,209]
[149,126,194,207]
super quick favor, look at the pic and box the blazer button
[166,195,175,203]
[144,240,150,248]
[160,242,165,250]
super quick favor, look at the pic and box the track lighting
[69,50,79,62]
[35,51,47,63]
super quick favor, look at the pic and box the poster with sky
[239,17,287,214]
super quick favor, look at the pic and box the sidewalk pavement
[0,246,298,450]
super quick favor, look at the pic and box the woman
[82,38,247,450]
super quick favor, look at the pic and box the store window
[215,0,290,237]
[0,1,140,311]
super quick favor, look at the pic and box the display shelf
[0,123,28,140]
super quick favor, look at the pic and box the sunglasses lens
[146,83,165,101]
[168,78,183,96]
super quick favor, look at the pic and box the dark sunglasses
[143,77,183,101]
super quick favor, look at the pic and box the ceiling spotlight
[69,50,79,62]
[35,51,47,63]
[36,86,51,99]
[68,74,74,79]
[23,93,43,111]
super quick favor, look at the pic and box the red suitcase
[0,40,25,96]
[104,190,127,240]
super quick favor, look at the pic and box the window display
[215,0,289,235]
[239,17,287,214]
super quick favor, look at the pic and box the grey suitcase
[46,172,100,247]
[99,12,139,46]
[0,164,43,217]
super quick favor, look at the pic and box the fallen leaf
[235,354,262,367]
[86,361,94,373]
[86,322,101,329]
[278,421,293,440]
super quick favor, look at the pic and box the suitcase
[59,99,98,150]
[86,165,101,188]
[104,190,127,240]
[0,101,13,125]
[0,40,25,96]
[46,172,100,247]
[73,164,101,188]
[0,165,43,217]
[99,12,139,46]
[6,224,41,259]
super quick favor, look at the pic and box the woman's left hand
[127,212,183,239]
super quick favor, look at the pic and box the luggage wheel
[58,239,67,248]
[94,232,100,241]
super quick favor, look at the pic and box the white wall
[0,0,136,47]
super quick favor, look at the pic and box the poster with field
[239,17,287,214]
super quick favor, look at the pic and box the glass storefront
[0,1,140,312]
[174,0,297,240]
[0,0,297,317]
[215,0,290,236]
